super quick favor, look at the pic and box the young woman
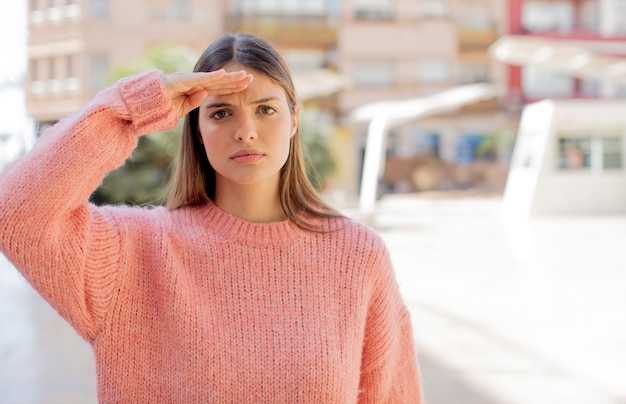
[0,33,422,403]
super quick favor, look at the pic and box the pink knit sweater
[0,71,422,403]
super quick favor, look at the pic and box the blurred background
[1,1,626,403]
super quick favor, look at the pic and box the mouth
[230,149,265,164]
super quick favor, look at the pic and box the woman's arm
[358,244,423,403]
[0,70,252,341]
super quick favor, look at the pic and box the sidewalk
[373,194,626,404]
[1,195,625,403]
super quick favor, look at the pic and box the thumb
[182,89,208,116]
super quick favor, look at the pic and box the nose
[234,113,257,142]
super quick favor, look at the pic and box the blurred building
[339,0,513,195]
[495,0,626,216]
[26,0,228,131]
[25,0,342,131]
[25,0,515,196]
[501,0,626,102]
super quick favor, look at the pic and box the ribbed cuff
[117,70,179,134]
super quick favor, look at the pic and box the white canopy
[489,35,626,83]
[292,69,350,102]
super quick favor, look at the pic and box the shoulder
[320,216,391,265]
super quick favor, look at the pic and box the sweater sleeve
[0,71,178,341]
[358,241,424,403]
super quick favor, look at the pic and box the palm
[164,70,253,118]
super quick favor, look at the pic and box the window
[48,0,62,22]
[557,133,623,171]
[353,60,394,87]
[416,0,448,18]
[455,2,491,29]
[558,137,590,169]
[66,0,80,19]
[283,49,326,72]
[598,1,626,36]
[523,1,574,33]
[30,0,44,24]
[90,0,109,18]
[230,0,327,17]
[603,137,623,169]
[523,67,574,98]
[354,0,393,20]
[417,59,450,84]
[171,0,190,19]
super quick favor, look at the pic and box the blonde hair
[166,33,343,231]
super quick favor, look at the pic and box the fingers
[165,70,253,98]
[165,70,254,118]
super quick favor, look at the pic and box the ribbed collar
[182,201,310,247]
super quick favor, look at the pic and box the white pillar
[359,115,388,217]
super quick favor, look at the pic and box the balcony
[226,16,337,48]
[458,29,499,49]
[29,4,81,26]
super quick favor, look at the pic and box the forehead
[203,69,288,106]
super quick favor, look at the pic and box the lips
[230,149,265,164]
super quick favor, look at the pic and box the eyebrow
[205,97,281,109]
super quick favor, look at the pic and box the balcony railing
[30,4,81,25]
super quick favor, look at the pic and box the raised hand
[164,70,254,119]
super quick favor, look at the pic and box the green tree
[299,108,336,190]
[91,44,196,206]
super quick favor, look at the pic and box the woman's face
[198,66,298,192]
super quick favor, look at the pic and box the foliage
[106,44,196,86]
[92,44,195,206]
[299,108,336,190]
[90,124,181,205]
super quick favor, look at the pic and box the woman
[0,33,421,403]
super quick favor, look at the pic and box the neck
[214,179,286,223]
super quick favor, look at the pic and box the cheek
[277,134,293,166]
[198,128,222,164]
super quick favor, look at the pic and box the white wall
[503,99,626,216]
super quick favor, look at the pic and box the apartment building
[26,0,228,129]
[495,0,626,210]
[339,0,512,193]
[25,0,344,129]
[503,0,626,101]
[339,0,499,110]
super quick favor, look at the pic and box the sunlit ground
[1,194,626,403]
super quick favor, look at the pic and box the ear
[291,104,300,138]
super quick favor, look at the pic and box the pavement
[1,194,626,403]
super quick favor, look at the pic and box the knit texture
[0,71,422,403]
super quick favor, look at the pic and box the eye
[258,105,277,115]
[210,110,231,120]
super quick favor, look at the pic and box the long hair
[166,33,343,231]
